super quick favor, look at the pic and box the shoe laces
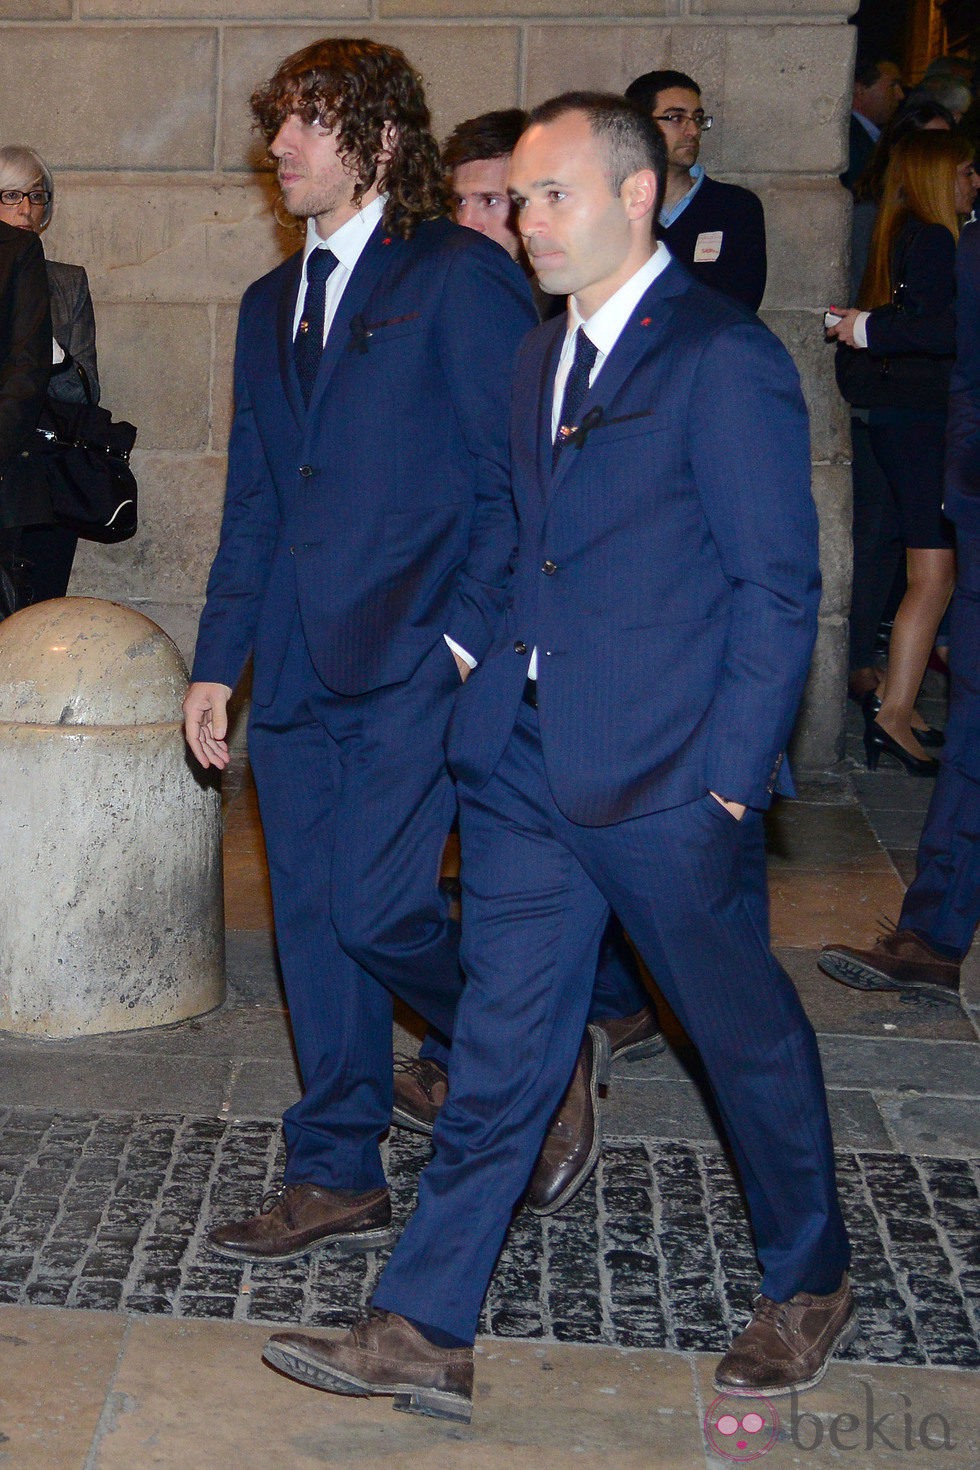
[750,1295,789,1334]
[259,1185,298,1228]
[393,1054,447,1089]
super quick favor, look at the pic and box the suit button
[514,640,527,655]
[541,560,557,576]
[299,464,313,478]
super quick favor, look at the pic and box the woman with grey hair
[0,143,100,601]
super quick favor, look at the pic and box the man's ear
[621,168,658,223]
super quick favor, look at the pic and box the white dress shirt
[292,195,385,343]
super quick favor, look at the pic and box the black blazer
[864,219,957,409]
[0,221,50,498]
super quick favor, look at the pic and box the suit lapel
[548,260,689,497]
[535,321,566,492]
[276,250,305,428]
[306,222,398,417]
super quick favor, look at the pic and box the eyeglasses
[0,189,51,207]
[652,112,713,131]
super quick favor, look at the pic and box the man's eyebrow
[507,175,564,196]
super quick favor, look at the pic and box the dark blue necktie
[553,327,598,469]
[294,248,339,406]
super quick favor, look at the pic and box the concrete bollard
[0,597,224,1037]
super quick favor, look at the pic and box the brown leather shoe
[525,1024,612,1217]
[714,1275,857,1396]
[263,1309,473,1422]
[595,1003,666,1063]
[391,1054,448,1136]
[818,929,961,1004]
[207,1183,397,1263]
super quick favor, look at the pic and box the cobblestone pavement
[2,1109,977,1371]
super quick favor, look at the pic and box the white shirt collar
[302,194,385,274]
[567,243,672,359]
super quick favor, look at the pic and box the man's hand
[451,649,472,683]
[183,681,234,770]
[710,791,746,821]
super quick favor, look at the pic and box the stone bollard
[0,597,224,1037]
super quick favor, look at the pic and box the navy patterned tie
[553,327,598,469]
[294,248,339,406]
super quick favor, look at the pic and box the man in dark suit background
[626,68,767,311]
[264,92,853,1421]
[0,217,50,595]
[840,52,904,193]
[183,38,536,1261]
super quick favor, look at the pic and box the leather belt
[522,676,538,709]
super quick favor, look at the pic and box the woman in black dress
[830,130,977,773]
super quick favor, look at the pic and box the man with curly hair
[183,38,536,1261]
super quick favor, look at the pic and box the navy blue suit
[372,257,850,1339]
[899,220,980,958]
[192,216,536,1188]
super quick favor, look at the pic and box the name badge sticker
[693,230,723,263]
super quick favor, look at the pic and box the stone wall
[0,0,856,769]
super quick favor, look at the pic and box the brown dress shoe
[595,1004,666,1064]
[263,1309,474,1422]
[525,1024,612,1217]
[207,1183,397,1263]
[714,1275,857,1396]
[391,1054,448,1135]
[818,929,961,1004]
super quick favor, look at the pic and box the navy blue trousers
[372,705,850,1340]
[899,532,980,958]
[248,624,465,1191]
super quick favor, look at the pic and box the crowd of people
[1,31,978,1428]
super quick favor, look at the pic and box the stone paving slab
[1,1111,976,1373]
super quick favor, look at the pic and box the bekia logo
[704,1385,957,1460]
[704,1395,780,1461]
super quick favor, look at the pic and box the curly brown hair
[251,38,446,239]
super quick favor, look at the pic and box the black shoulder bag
[33,361,138,542]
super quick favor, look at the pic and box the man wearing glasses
[626,68,767,311]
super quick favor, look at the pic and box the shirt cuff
[853,312,870,349]
[444,635,476,669]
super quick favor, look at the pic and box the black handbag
[33,361,138,543]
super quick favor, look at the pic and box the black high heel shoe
[861,692,945,748]
[864,719,940,776]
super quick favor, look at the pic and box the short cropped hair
[250,37,444,238]
[442,109,528,173]
[853,53,899,90]
[0,144,54,228]
[624,69,700,115]
[527,91,667,210]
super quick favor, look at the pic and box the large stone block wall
[1,0,856,769]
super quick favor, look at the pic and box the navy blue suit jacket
[447,258,820,825]
[192,217,536,700]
